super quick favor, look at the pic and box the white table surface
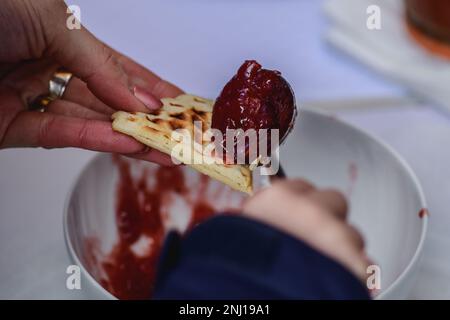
[1,0,448,299]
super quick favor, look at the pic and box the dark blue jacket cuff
[154,215,370,300]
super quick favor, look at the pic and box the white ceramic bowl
[64,109,427,299]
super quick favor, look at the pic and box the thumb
[44,1,160,112]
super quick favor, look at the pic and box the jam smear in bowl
[72,155,245,300]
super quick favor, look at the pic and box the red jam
[101,159,180,300]
[92,156,242,300]
[211,60,296,163]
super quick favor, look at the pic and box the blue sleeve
[153,215,370,300]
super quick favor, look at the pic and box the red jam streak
[95,157,242,300]
[211,60,295,163]
[418,208,429,218]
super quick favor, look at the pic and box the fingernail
[133,86,162,110]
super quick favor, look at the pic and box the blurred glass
[406,0,450,58]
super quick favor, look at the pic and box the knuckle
[321,189,349,215]
[343,225,365,250]
[324,188,347,204]
[84,46,116,81]
[152,79,170,97]
[291,178,316,190]
[75,119,90,148]
[322,221,364,252]
[102,48,117,70]
[280,179,316,196]
[37,114,57,148]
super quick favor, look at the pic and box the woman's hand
[0,0,182,164]
[242,179,372,282]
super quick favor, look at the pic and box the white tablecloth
[0,0,448,299]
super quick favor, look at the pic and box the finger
[308,189,348,220]
[336,241,372,285]
[46,100,109,121]
[0,59,59,107]
[62,77,116,115]
[340,250,370,283]
[0,86,24,141]
[243,178,316,216]
[113,50,184,99]
[272,178,316,194]
[1,58,117,116]
[47,2,160,112]
[126,149,175,166]
[341,224,365,251]
[57,41,154,112]
[310,219,368,281]
[1,111,145,153]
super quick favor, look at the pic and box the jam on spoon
[211,60,296,165]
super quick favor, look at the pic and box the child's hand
[243,179,372,282]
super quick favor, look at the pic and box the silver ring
[49,70,73,99]
[29,70,73,112]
